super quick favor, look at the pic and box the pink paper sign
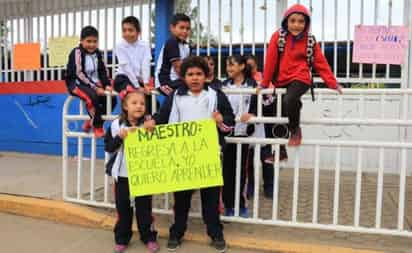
[353,25,409,65]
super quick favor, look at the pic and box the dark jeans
[170,187,223,240]
[114,177,157,245]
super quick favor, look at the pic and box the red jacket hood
[281,4,311,33]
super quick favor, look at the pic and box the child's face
[122,23,140,43]
[170,21,191,41]
[123,92,146,120]
[246,59,258,72]
[287,13,306,36]
[80,36,98,53]
[226,59,244,79]
[205,58,215,76]
[184,67,206,94]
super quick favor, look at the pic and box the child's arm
[115,45,140,88]
[312,42,338,90]
[141,42,153,92]
[68,48,100,90]
[104,126,124,152]
[216,90,235,134]
[261,32,280,88]
[97,51,112,90]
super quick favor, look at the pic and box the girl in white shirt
[114,16,152,100]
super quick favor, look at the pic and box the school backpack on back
[274,28,317,101]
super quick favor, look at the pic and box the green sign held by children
[124,119,223,197]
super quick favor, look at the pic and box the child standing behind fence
[65,26,116,138]
[104,91,159,253]
[261,4,342,147]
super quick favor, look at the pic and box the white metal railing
[62,88,412,238]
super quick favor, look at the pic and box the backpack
[274,28,317,101]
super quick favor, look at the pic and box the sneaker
[211,237,227,253]
[288,127,302,146]
[82,119,92,133]
[239,207,249,218]
[167,236,181,252]
[224,208,234,217]
[114,244,127,253]
[146,241,160,253]
[264,145,288,164]
[93,127,105,138]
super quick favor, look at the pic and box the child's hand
[119,128,128,139]
[212,111,223,124]
[336,84,343,95]
[105,86,113,92]
[240,113,254,123]
[160,85,174,95]
[96,87,105,96]
[143,119,156,132]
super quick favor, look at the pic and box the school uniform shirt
[154,37,190,88]
[225,81,252,136]
[104,118,145,179]
[65,45,111,92]
[115,39,152,88]
[154,85,235,147]
[261,4,337,89]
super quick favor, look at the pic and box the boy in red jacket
[261,4,342,146]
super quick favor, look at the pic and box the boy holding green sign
[155,56,235,253]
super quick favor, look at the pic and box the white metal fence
[62,88,412,237]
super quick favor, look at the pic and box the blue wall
[0,93,121,158]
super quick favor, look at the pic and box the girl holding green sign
[104,91,159,253]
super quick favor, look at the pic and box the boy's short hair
[181,56,209,77]
[171,13,191,26]
[122,16,141,32]
[81,26,99,40]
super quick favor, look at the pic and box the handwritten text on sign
[353,25,409,65]
[124,119,223,197]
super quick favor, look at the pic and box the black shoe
[167,236,181,252]
[211,237,226,253]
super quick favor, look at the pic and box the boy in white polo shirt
[154,56,234,253]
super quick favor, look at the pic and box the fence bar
[292,147,301,222]
[397,148,406,230]
[252,144,261,219]
[90,136,96,201]
[333,145,341,225]
[272,144,280,220]
[375,147,384,228]
[77,137,84,199]
[354,147,363,227]
[312,145,320,223]
[234,143,242,217]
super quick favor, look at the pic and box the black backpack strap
[272,28,287,87]
[307,33,316,102]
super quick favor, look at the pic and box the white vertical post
[207,0,211,56]
[77,137,84,199]
[292,147,301,222]
[229,0,233,56]
[253,144,261,219]
[375,147,384,228]
[272,144,280,220]
[196,0,200,56]
[354,146,363,227]
[90,136,96,201]
[398,148,407,230]
[234,143,242,217]
[312,145,320,223]
[333,145,341,225]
